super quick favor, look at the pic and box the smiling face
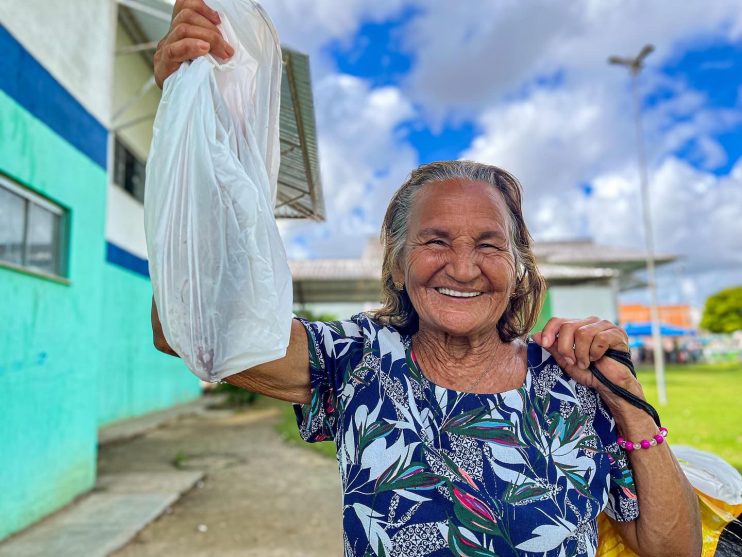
[393,178,518,340]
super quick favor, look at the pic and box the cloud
[589,157,742,268]
[400,1,576,118]
[278,74,418,258]
[586,157,742,304]
[690,135,728,170]
[259,0,742,306]
[401,0,742,115]
[460,82,637,238]
[260,0,410,77]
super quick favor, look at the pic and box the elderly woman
[152,3,701,556]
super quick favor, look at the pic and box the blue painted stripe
[106,242,149,278]
[0,24,108,170]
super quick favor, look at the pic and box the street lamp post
[608,44,668,405]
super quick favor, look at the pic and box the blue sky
[327,9,416,88]
[327,10,742,174]
[324,9,481,163]
[268,0,742,309]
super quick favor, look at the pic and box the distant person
[151,2,701,555]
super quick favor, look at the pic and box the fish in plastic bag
[144,0,292,382]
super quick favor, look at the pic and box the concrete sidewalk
[0,471,204,557]
[0,397,342,557]
[0,398,212,557]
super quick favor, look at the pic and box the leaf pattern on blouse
[293,313,639,557]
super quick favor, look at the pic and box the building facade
[0,0,323,541]
[289,238,674,327]
[0,3,203,540]
[619,303,694,329]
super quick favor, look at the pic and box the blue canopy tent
[624,322,697,337]
[629,338,645,349]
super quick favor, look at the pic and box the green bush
[211,381,259,407]
[294,309,339,322]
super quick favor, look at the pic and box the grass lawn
[274,362,742,471]
[637,361,742,471]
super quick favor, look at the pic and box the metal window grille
[113,138,146,202]
[0,175,67,278]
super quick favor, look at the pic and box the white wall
[0,0,116,125]
[106,183,148,259]
[0,2,164,261]
[549,285,618,323]
[112,21,162,160]
[106,21,164,259]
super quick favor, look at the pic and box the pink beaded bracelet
[617,426,668,452]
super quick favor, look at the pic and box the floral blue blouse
[293,313,639,557]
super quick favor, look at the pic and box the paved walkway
[0,471,204,557]
[109,401,342,556]
[0,399,343,557]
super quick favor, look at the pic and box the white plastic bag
[674,445,742,505]
[144,0,292,382]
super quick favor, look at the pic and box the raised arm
[151,296,312,404]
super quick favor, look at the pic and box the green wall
[0,88,201,540]
[0,90,106,539]
[533,289,553,332]
[97,262,201,427]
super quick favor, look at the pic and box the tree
[700,285,742,333]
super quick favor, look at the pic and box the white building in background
[290,238,675,325]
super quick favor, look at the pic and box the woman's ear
[391,267,405,291]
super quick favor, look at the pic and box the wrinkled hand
[532,317,642,403]
[153,0,234,88]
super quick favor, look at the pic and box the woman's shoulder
[350,312,410,353]
[526,337,563,380]
[526,338,601,404]
[296,311,405,345]
[295,312,408,377]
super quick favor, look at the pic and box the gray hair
[371,160,546,341]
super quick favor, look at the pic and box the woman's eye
[479,243,508,251]
[426,239,445,246]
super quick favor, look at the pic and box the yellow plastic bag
[598,446,742,556]
[598,491,742,556]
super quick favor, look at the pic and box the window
[0,175,67,278]
[113,137,146,202]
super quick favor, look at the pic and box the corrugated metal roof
[274,49,324,220]
[289,258,617,282]
[289,258,381,281]
[117,0,324,220]
[288,237,670,304]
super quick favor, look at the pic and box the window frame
[113,136,146,203]
[0,174,70,284]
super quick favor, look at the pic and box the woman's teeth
[435,288,482,298]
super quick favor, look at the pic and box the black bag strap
[588,348,662,427]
